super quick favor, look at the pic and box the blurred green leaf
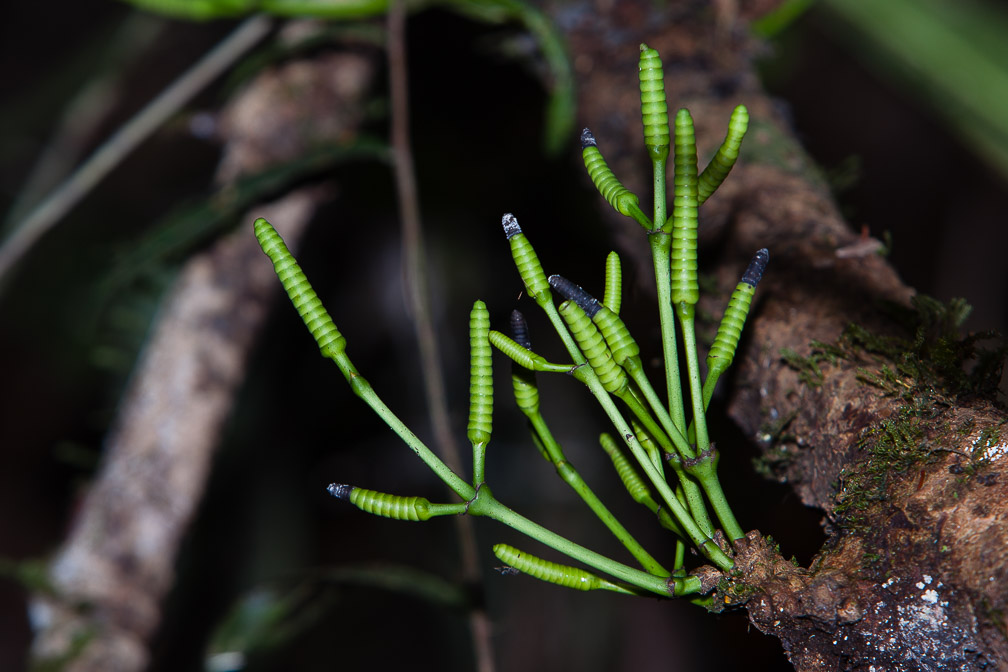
[823,0,1008,181]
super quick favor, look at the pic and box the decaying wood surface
[554,1,1007,669]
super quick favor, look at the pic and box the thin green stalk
[628,413,717,540]
[624,365,694,459]
[528,413,669,576]
[332,351,475,501]
[675,304,743,540]
[625,385,667,474]
[427,502,471,516]
[653,156,668,236]
[649,234,687,432]
[473,495,700,596]
[541,292,729,566]
[580,374,732,570]
[677,305,711,453]
[673,483,688,573]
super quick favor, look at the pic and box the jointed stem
[527,413,670,576]
[676,304,744,541]
[332,351,475,501]
[476,495,699,596]
[649,234,687,433]
[582,376,733,569]
[618,392,714,536]
[539,283,730,568]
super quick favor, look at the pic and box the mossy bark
[551,1,1007,669]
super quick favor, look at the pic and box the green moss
[844,295,1007,400]
[778,295,1006,536]
[834,404,934,531]
[780,347,825,387]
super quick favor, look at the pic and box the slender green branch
[629,418,714,537]
[599,433,686,539]
[476,496,700,596]
[579,374,732,569]
[677,304,744,541]
[527,414,669,576]
[334,352,475,500]
[649,235,687,431]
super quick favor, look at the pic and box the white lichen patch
[971,432,1008,462]
[857,581,978,670]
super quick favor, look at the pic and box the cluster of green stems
[254,44,766,598]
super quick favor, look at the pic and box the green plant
[256,44,766,597]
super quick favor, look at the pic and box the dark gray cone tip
[327,483,353,500]
[741,248,769,287]
[548,275,602,317]
[502,213,522,239]
[510,310,532,349]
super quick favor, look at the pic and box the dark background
[1,2,1006,670]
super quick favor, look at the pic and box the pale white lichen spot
[971,431,1008,462]
[922,589,939,604]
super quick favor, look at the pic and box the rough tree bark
[554,1,1007,670]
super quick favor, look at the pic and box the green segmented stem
[549,275,702,476]
[489,330,571,373]
[505,312,668,575]
[508,310,540,418]
[639,44,670,160]
[543,278,727,564]
[701,248,767,409]
[705,283,754,374]
[502,213,551,306]
[599,433,650,504]
[254,218,345,358]
[603,251,622,315]
[328,484,466,521]
[703,285,753,408]
[581,129,650,228]
[494,544,635,594]
[255,218,473,500]
[511,359,541,418]
[697,105,749,205]
[591,305,639,367]
[550,275,695,466]
[548,274,638,366]
[557,300,628,395]
[468,301,493,487]
[599,433,685,538]
[670,109,699,306]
